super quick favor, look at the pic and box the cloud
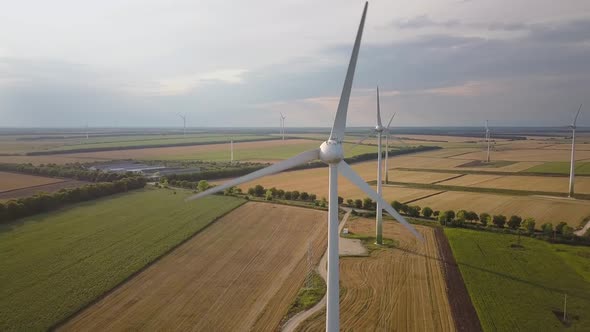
[392,15,528,32]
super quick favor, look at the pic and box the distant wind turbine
[177,113,187,136]
[85,123,89,140]
[186,3,422,331]
[569,104,583,197]
[280,112,286,140]
[485,120,491,162]
[230,139,234,164]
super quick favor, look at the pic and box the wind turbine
[177,113,187,136]
[374,87,384,245]
[383,113,396,184]
[569,104,583,197]
[485,120,491,162]
[230,139,234,164]
[186,3,422,331]
[280,112,287,140]
[85,123,89,140]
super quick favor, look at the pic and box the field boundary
[434,228,482,332]
[393,167,590,178]
[0,179,70,194]
[50,195,247,331]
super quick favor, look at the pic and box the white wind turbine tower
[374,87,384,245]
[280,112,286,140]
[230,138,234,164]
[569,104,583,197]
[383,112,396,184]
[177,113,187,136]
[485,120,491,162]
[187,3,422,331]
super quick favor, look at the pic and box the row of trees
[246,185,320,203]
[0,177,147,224]
[0,163,136,183]
[165,165,266,182]
[344,198,582,240]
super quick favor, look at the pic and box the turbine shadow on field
[395,246,590,301]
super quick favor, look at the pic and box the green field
[47,134,274,152]
[155,141,381,161]
[524,162,590,175]
[0,189,244,331]
[445,228,590,331]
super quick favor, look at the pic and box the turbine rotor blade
[338,160,424,241]
[386,112,396,130]
[186,148,320,201]
[573,104,582,126]
[329,2,368,142]
[376,87,383,128]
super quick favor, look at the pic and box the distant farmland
[0,171,63,192]
[445,228,590,331]
[0,189,244,331]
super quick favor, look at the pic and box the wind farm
[1,1,590,332]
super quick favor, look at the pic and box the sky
[0,0,589,128]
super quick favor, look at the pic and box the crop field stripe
[431,174,466,185]
[53,195,247,330]
[444,228,590,331]
[382,181,590,200]
[434,228,482,332]
[402,190,447,205]
[0,189,244,331]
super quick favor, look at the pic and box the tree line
[0,176,147,224]
[0,163,135,182]
[346,198,590,245]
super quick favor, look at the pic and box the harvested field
[452,149,590,162]
[412,191,590,226]
[462,175,590,194]
[391,170,461,184]
[61,202,327,332]
[0,180,89,201]
[232,162,440,203]
[436,174,504,187]
[392,155,468,169]
[298,217,457,331]
[0,171,63,192]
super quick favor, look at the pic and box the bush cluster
[0,177,146,224]
[165,165,266,182]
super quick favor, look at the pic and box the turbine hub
[375,125,384,132]
[320,140,344,164]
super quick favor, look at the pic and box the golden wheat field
[60,202,327,332]
[297,217,455,332]
[412,191,590,227]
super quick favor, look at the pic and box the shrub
[422,207,433,218]
[407,205,421,217]
[346,199,354,207]
[479,213,490,227]
[338,196,344,204]
[254,184,265,197]
[522,217,536,234]
[354,199,363,209]
[363,197,374,210]
[265,190,273,201]
[309,194,317,201]
[300,192,309,201]
[292,191,300,200]
[555,222,567,234]
[541,223,553,235]
[284,191,293,200]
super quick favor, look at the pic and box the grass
[0,188,244,331]
[43,134,275,153]
[285,271,326,319]
[156,141,379,161]
[445,228,590,331]
[524,162,590,175]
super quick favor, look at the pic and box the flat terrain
[298,217,456,332]
[0,189,244,331]
[0,171,63,192]
[0,139,377,164]
[413,191,590,226]
[445,228,590,331]
[0,179,89,201]
[61,202,327,332]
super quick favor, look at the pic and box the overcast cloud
[0,0,589,127]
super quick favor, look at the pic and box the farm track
[297,218,455,331]
[59,202,327,332]
[0,180,89,201]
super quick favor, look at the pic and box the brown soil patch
[434,228,482,332]
[59,202,327,332]
[0,180,89,201]
[0,171,63,192]
[297,218,455,331]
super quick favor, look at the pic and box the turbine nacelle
[375,125,384,132]
[320,140,344,164]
